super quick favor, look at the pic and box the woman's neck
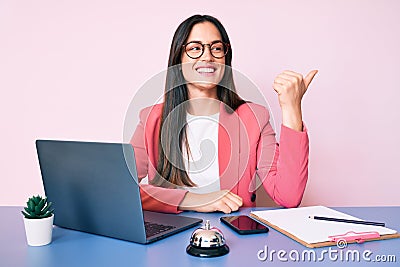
[187,98,220,116]
[186,84,219,116]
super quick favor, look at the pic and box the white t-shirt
[181,112,221,194]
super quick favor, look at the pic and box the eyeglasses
[182,41,230,59]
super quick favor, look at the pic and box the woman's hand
[178,190,243,213]
[273,70,318,131]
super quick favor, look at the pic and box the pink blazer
[131,102,309,213]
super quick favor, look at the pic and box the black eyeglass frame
[182,40,230,59]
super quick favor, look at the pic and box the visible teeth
[197,67,215,73]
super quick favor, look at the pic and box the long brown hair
[151,15,245,188]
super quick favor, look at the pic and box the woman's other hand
[179,190,243,213]
[273,70,318,131]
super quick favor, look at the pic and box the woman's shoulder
[236,102,270,123]
[138,103,163,122]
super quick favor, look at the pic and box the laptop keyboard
[144,221,176,238]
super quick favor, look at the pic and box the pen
[309,216,385,227]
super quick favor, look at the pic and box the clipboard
[250,206,400,248]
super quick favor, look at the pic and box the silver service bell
[186,220,229,257]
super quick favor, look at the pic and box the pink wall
[1,0,399,206]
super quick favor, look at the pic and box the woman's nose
[200,45,213,61]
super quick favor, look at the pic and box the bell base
[186,244,230,258]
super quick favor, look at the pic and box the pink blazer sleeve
[131,106,187,214]
[255,107,309,208]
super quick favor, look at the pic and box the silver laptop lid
[36,140,148,243]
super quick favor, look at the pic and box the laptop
[36,140,202,244]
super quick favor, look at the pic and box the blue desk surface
[1,206,399,267]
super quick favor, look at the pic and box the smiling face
[181,22,226,99]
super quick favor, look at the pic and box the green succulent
[21,195,54,219]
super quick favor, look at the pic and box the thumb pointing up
[304,70,319,90]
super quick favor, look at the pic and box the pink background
[1,0,399,206]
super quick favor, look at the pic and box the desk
[1,206,399,266]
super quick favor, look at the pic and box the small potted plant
[22,195,54,246]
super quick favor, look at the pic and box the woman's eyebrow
[186,39,222,43]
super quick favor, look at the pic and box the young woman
[131,15,317,214]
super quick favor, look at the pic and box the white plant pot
[23,214,54,246]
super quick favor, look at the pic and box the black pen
[309,215,385,227]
